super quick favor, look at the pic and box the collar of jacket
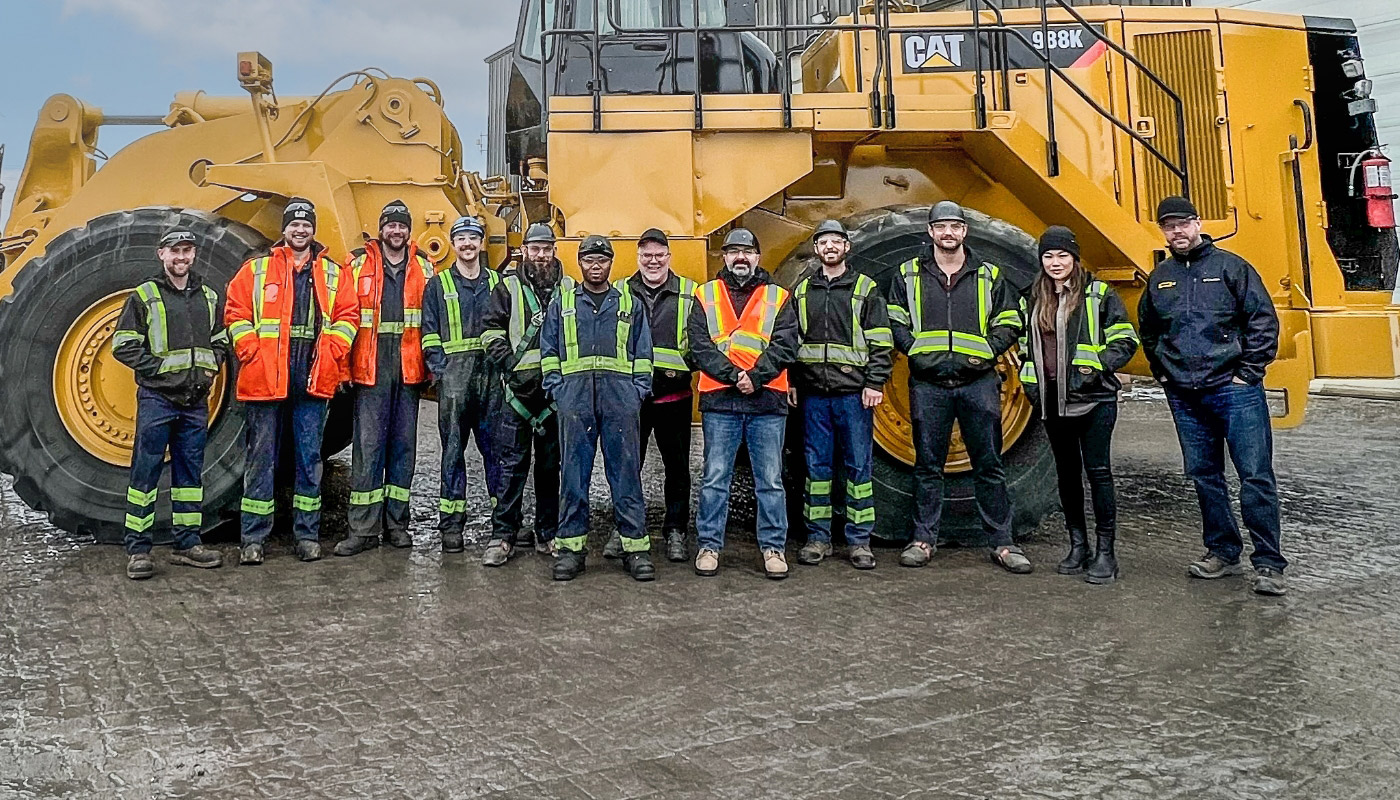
[919,244,982,285]
[272,240,330,271]
[1171,235,1217,264]
[628,269,680,297]
[719,266,772,293]
[362,238,420,274]
[153,268,205,293]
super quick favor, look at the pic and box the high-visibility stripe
[170,487,203,502]
[806,479,832,495]
[241,497,275,515]
[292,494,321,512]
[228,320,255,343]
[350,489,384,506]
[127,486,158,506]
[360,309,376,328]
[171,512,202,527]
[384,484,411,502]
[403,309,422,328]
[125,513,155,532]
[556,284,637,376]
[621,535,651,553]
[112,330,145,347]
[130,280,221,374]
[556,535,588,553]
[439,497,466,514]
[653,347,688,371]
[378,321,406,334]
[887,304,910,326]
[804,505,833,520]
[847,506,875,524]
[847,480,874,500]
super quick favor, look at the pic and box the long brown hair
[1031,256,1088,333]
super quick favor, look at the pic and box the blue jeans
[1166,382,1286,572]
[125,388,207,554]
[801,393,875,546]
[696,412,788,553]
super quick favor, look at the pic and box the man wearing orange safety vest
[334,200,436,556]
[686,228,800,579]
[225,198,360,566]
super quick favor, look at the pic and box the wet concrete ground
[3,395,1399,799]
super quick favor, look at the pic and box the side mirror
[725,0,757,27]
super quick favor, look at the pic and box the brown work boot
[169,544,222,569]
[126,553,155,580]
[694,548,720,577]
[762,549,789,580]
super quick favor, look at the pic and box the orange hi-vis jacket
[225,243,359,402]
[695,279,791,393]
[348,240,436,386]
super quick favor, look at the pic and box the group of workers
[112,194,1288,596]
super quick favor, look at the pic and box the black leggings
[1044,399,1118,534]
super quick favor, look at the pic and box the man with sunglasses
[1139,196,1286,596]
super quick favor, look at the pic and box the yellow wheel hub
[53,291,226,467]
[873,354,1033,471]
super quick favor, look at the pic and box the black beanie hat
[379,199,411,231]
[1038,225,1080,260]
[1155,195,1199,223]
[283,197,316,230]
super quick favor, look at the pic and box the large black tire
[777,205,1058,546]
[0,208,268,543]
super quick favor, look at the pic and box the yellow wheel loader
[2,1,1397,544]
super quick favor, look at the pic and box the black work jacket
[888,245,1023,387]
[112,270,227,407]
[791,265,895,395]
[1021,279,1140,412]
[483,261,565,408]
[1138,237,1279,390]
[685,267,800,416]
[626,271,698,399]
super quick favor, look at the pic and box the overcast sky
[0,0,523,228]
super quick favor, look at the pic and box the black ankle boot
[1085,531,1118,585]
[1057,528,1090,575]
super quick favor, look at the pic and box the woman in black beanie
[1018,226,1139,583]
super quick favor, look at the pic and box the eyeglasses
[930,222,967,235]
[1158,217,1199,233]
[724,247,759,257]
[580,256,612,267]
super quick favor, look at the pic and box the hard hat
[812,220,850,241]
[721,228,760,251]
[578,234,615,259]
[928,201,967,224]
[523,223,557,245]
[451,216,486,239]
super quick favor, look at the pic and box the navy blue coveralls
[111,272,226,553]
[349,256,422,541]
[422,265,503,536]
[241,260,332,545]
[540,282,653,555]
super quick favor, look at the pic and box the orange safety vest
[349,240,436,386]
[224,243,360,402]
[695,279,790,393]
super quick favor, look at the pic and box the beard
[728,260,755,282]
[526,257,560,286]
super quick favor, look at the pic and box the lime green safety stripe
[804,505,833,520]
[556,535,588,553]
[113,330,145,347]
[292,494,321,512]
[847,506,875,525]
[384,485,411,502]
[806,479,832,496]
[439,498,466,514]
[1105,322,1139,344]
[125,513,154,532]
[170,487,203,502]
[847,480,874,500]
[228,320,255,344]
[653,347,688,371]
[350,489,384,506]
[552,284,637,376]
[126,280,221,374]
[241,497,275,516]
[128,486,158,506]
[378,321,406,334]
[172,512,201,527]
[886,304,910,326]
[621,535,651,553]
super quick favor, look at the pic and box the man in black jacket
[688,229,801,579]
[480,223,572,564]
[1139,196,1286,596]
[603,228,698,563]
[791,221,894,570]
[111,229,227,580]
[887,202,1029,573]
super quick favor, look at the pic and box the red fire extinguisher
[1362,154,1397,229]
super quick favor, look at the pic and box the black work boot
[295,540,323,562]
[623,551,656,582]
[1057,528,1091,575]
[512,529,537,552]
[602,531,624,559]
[386,528,413,548]
[553,549,587,581]
[664,529,687,563]
[127,553,155,580]
[441,531,465,553]
[333,536,379,557]
[1084,532,1119,585]
[170,544,223,569]
[240,543,265,566]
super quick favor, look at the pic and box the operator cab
[504,0,781,176]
